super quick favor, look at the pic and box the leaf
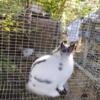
[4,27,10,32]
[2,21,7,26]
[13,28,18,32]
[9,22,14,26]
[1,56,17,73]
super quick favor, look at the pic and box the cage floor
[0,66,98,100]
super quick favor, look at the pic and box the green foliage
[35,0,66,19]
[0,0,22,39]
[0,0,99,29]
[0,56,17,73]
[61,0,99,27]
[0,0,22,15]
[1,15,19,32]
[35,0,99,28]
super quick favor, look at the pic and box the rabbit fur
[26,41,75,97]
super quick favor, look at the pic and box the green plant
[0,55,17,74]
[0,0,22,15]
[1,15,19,32]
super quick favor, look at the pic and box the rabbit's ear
[52,40,67,54]
[60,41,65,51]
[60,41,68,53]
[60,40,67,48]
[60,42,65,49]
[67,42,76,53]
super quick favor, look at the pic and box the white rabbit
[26,41,76,97]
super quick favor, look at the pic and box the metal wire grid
[0,2,100,100]
[75,17,100,79]
[0,5,61,99]
[73,13,100,100]
[0,17,99,100]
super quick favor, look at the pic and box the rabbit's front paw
[56,87,67,95]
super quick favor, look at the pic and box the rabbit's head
[60,41,76,55]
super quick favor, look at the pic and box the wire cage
[75,9,100,81]
[74,9,100,100]
[0,1,100,100]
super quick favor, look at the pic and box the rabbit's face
[60,41,76,54]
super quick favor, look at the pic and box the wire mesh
[0,0,100,100]
[0,2,61,100]
[75,14,100,79]
[74,10,100,100]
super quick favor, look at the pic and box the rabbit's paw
[56,87,67,95]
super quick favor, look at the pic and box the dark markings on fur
[56,87,67,95]
[58,66,63,71]
[34,76,52,84]
[58,62,63,71]
[31,59,46,69]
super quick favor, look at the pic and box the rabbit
[26,41,76,97]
